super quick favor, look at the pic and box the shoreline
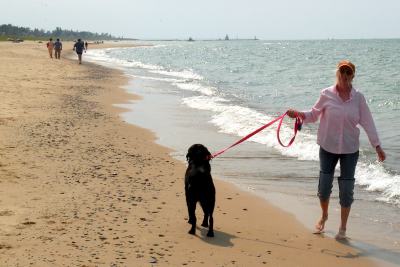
[0,41,393,266]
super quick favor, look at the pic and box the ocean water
[86,39,400,263]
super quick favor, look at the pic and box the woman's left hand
[376,145,386,162]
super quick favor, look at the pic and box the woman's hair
[335,60,355,87]
[337,60,355,73]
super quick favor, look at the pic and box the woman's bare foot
[314,215,328,234]
[335,228,347,240]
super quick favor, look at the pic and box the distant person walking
[85,41,88,51]
[287,60,386,240]
[46,38,54,59]
[54,38,63,59]
[73,39,86,64]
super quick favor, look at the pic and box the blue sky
[1,0,400,40]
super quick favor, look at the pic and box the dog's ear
[186,145,195,162]
[204,146,212,160]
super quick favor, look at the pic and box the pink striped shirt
[303,85,381,154]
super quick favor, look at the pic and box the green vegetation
[0,24,118,41]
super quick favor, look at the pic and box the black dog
[185,144,215,237]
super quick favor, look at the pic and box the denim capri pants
[318,147,359,207]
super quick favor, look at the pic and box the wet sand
[0,41,392,266]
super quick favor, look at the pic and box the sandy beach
[0,41,394,266]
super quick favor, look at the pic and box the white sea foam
[140,44,168,48]
[127,74,183,83]
[87,48,203,82]
[86,49,163,70]
[356,162,400,205]
[182,96,319,160]
[150,69,203,80]
[173,83,215,96]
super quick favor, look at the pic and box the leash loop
[210,112,302,159]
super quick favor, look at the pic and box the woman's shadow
[335,237,400,266]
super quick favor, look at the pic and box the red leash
[210,112,303,159]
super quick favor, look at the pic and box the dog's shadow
[196,226,236,247]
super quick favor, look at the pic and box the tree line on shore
[0,24,118,41]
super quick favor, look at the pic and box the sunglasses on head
[339,67,353,76]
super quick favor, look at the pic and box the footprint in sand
[0,210,15,216]
[0,243,13,250]
[22,221,36,225]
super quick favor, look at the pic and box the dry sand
[0,41,391,266]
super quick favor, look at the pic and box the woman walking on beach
[287,60,386,239]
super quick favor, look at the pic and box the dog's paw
[201,222,209,227]
[188,229,196,235]
[207,231,214,237]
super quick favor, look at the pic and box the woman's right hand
[287,109,298,118]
